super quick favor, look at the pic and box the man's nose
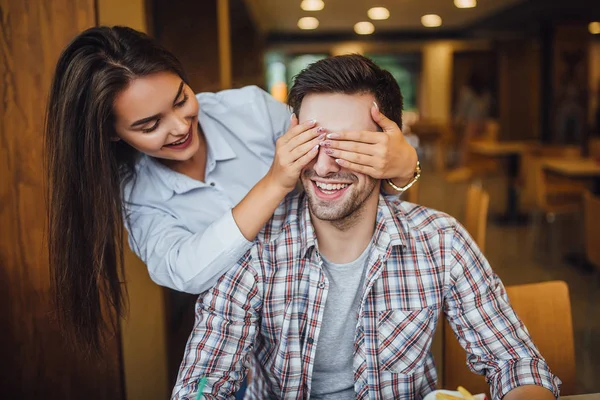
[313,147,341,177]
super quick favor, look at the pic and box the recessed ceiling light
[354,21,375,35]
[590,21,600,35]
[298,17,320,30]
[368,7,390,20]
[421,14,442,28]
[301,0,324,12]
[454,0,476,9]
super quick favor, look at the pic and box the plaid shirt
[172,194,561,400]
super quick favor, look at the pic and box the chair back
[443,281,576,395]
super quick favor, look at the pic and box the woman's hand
[320,102,418,186]
[266,114,325,193]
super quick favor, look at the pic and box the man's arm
[443,223,561,399]
[503,385,556,400]
[171,252,261,400]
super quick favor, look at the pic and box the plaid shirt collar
[298,193,408,260]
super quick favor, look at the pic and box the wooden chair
[526,149,585,262]
[464,184,490,253]
[519,145,582,212]
[443,280,576,396]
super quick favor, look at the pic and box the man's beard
[302,170,377,230]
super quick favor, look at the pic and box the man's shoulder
[256,192,303,245]
[386,198,460,234]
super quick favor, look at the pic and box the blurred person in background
[447,71,492,181]
[44,26,419,393]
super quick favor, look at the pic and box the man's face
[299,92,380,224]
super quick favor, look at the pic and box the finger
[321,139,379,156]
[334,158,378,177]
[287,126,326,150]
[279,118,317,145]
[371,102,400,133]
[326,130,379,144]
[290,135,324,162]
[292,143,320,169]
[323,148,376,168]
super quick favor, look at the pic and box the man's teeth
[315,182,349,191]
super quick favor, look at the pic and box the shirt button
[307,337,314,345]
[318,282,325,289]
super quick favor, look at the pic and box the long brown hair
[45,26,188,353]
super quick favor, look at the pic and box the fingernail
[308,119,317,125]
[290,113,296,121]
[326,133,339,139]
[317,127,326,133]
[321,140,331,147]
[317,134,326,140]
[325,149,334,155]
[312,145,320,152]
[335,159,344,165]
[373,101,379,111]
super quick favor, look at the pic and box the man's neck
[311,193,379,264]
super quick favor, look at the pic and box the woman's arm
[126,117,321,293]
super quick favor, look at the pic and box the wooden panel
[0,1,124,399]
[230,0,266,88]
[152,0,220,92]
[498,40,541,141]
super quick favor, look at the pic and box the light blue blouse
[123,86,290,293]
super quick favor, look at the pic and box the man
[172,55,560,400]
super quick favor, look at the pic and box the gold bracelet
[386,161,421,192]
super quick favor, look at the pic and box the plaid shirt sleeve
[171,253,262,400]
[444,223,561,399]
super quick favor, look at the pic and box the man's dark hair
[288,54,403,128]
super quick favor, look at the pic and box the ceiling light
[590,21,600,35]
[368,7,390,20]
[301,0,324,12]
[421,14,442,28]
[454,0,476,8]
[354,21,375,35]
[298,17,319,30]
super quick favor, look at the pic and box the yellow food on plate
[457,386,475,400]
[436,393,466,400]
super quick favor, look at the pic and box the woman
[45,26,418,351]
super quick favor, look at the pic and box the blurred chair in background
[464,184,490,253]
[525,146,585,262]
[443,280,577,396]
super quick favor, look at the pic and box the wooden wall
[230,0,266,88]
[498,40,541,141]
[152,0,221,93]
[0,0,124,399]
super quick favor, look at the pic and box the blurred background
[1,0,600,399]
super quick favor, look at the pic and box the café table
[562,394,600,400]
[469,141,532,225]
[543,158,600,195]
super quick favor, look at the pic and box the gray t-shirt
[310,243,372,399]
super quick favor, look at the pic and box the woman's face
[113,71,200,161]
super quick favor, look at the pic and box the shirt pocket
[377,307,435,374]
